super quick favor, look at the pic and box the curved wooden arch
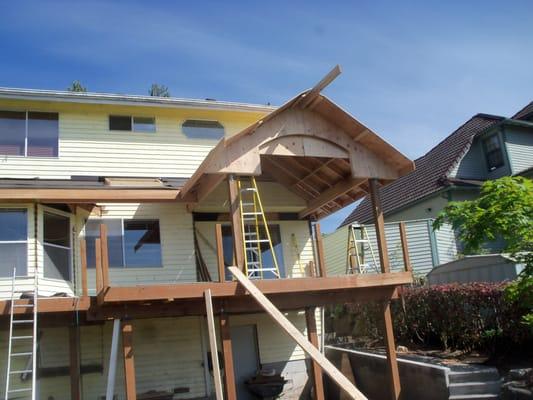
[258,134,350,159]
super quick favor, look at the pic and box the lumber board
[306,307,325,400]
[0,188,181,202]
[204,289,224,400]
[228,267,366,400]
[121,320,137,400]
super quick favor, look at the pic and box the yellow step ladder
[237,177,281,279]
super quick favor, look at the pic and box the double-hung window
[0,209,28,277]
[0,111,59,157]
[43,211,72,281]
[85,219,162,268]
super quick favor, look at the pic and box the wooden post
[399,222,412,272]
[219,312,237,400]
[79,239,88,297]
[95,238,103,293]
[314,223,327,277]
[121,320,137,400]
[227,175,244,270]
[204,290,224,400]
[305,307,325,400]
[100,224,110,289]
[69,326,81,400]
[369,178,401,400]
[215,224,225,282]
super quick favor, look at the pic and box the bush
[331,283,531,353]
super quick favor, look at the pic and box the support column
[314,223,327,277]
[121,320,137,400]
[69,326,81,400]
[228,174,244,270]
[79,239,88,297]
[305,307,325,400]
[369,178,401,400]
[219,312,237,400]
[215,223,226,282]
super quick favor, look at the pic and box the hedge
[330,282,531,352]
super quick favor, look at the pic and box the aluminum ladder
[345,224,379,274]
[4,268,38,400]
[237,176,281,279]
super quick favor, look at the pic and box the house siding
[324,219,457,277]
[0,99,265,179]
[504,126,533,174]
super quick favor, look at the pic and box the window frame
[85,218,163,269]
[42,207,73,282]
[181,119,226,140]
[0,110,60,158]
[482,133,505,172]
[109,115,156,133]
[0,207,29,278]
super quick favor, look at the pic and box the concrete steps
[448,368,501,399]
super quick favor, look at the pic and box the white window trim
[42,206,74,283]
[0,109,60,159]
[85,217,163,269]
[0,207,29,278]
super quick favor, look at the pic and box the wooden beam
[297,65,342,109]
[399,222,412,272]
[314,223,327,277]
[95,238,103,293]
[369,178,401,399]
[0,188,182,203]
[204,290,224,400]
[69,325,81,400]
[228,267,366,400]
[100,224,110,289]
[80,239,88,297]
[299,178,365,218]
[306,308,325,400]
[121,320,137,400]
[215,224,226,282]
[102,272,412,303]
[219,312,237,400]
[227,175,244,270]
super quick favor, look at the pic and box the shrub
[332,282,531,353]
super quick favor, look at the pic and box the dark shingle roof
[341,114,504,225]
[513,101,533,120]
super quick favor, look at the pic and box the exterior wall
[195,219,315,280]
[384,193,449,223]
[0,99,265,179]
[0,312,317,400]
[324,219,458,277]
[84,203,196,294]
[504,125,533,174]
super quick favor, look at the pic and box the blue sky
[1,0,532,232]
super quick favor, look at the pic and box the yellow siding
[323,225,349,276]
[0,99,266,179]
[84,203,195,293]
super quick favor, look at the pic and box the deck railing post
[314,223,327,277]
[215,223,225,282]
[79,239,88,297]
[228,175,244,270]
[369,178,401,400]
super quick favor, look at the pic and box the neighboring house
[0,81,413,400]
[325,102,533,278]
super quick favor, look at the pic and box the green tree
[434,176,533,326]
[67,80,87,92]
[149,83,170,97]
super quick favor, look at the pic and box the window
[221,224,285,279]
[85,219,162,268]
[182,120,225,140]
[483,134,504,171]
[0,209,28,277]
[109,116,156,132]
[0,111,59,157]
[43,212,71,281]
